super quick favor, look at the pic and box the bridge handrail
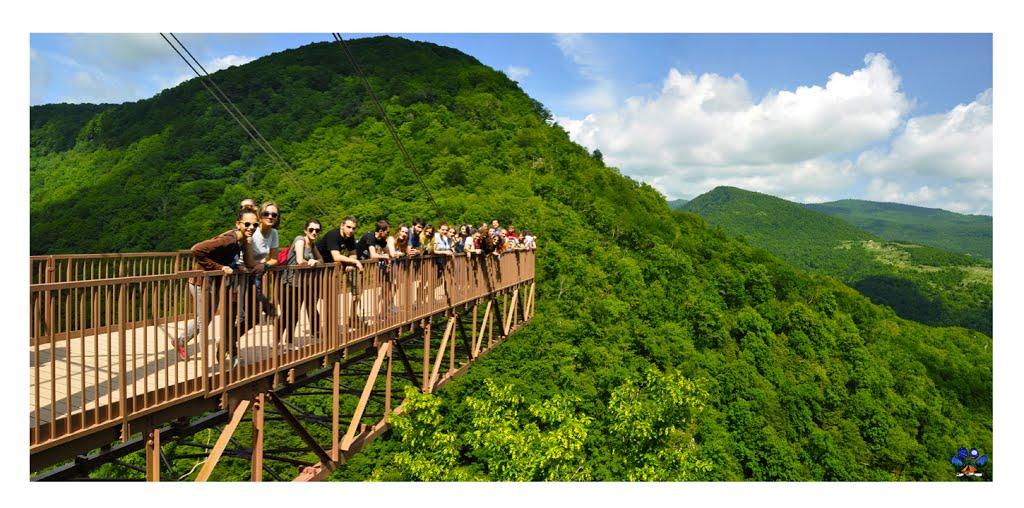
[30,251,193,284]
[29,249,537,284]
[29,249,535,455]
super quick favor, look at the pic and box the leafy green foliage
[807,199,991,260]
[34,37,990,481]
[684,186,992,335]
[605,368,712,480]
[374,386,467,481]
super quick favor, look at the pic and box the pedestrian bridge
[29,250,536,480]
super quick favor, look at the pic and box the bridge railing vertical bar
[198,274,210,395]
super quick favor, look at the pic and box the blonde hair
[259,201,280,228]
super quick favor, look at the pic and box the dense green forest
[684,187,992,336]
[807,199,992,260]
[31,37,991,481]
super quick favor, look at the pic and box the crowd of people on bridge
[175,198,536,364]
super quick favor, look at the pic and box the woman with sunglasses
[279,219,325,350]
[381,224,411,315]
[175,209,258,361]
[250,201,281,320]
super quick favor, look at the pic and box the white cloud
[796,195,830,204]
[854,89,992,213]
[32,34,262,105]
[208,54,256,72]
[554,34,607,81]
[564,53,908,170]
[67,33,174,67]
[558,53,904,204]
[643,158,857,205]
[556,51,992,214]
[160,54,257,91]
[857,88,992,181]
[56,61,144,104]
[505,65,530,81]
[554,34,619,112]
[865,178,991,214]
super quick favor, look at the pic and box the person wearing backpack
[279,219,325,350]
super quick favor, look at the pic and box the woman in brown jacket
[175,209,259,363]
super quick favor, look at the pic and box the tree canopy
[32,36,991,481]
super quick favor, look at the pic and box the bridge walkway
[29,250,536,477]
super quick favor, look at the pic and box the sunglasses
[307,227,321,233]
[241,222,258,229]
[262,211,279,218]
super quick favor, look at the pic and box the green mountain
[668,198,689,209]
[31,37,990,481]
[807,199,992,260]
[684,186,992,335]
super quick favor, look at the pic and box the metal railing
[29,250,535,453]
[30,251,192,284]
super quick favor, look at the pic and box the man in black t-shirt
[317,216,361,271]
[317,216,363,326]
[356,219,391,261]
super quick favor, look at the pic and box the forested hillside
[684,187,992,336]
[807,200,992,260]
[31,37,991,480]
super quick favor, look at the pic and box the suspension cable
[331,33,447,225]
[160,33,331,218]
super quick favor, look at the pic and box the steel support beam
[341,342,392,451]
[145,428,160,482]
[251,393,265,482]
[195,398,250,481]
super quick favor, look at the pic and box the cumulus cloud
[643,158,857,205]
[865,178,991,214]
[565,54,907,169]
[207,54,256,72]
[31,49,144,104]
[557,50,991,214]
[161,54,257,90]
[559,53,909,204]
[505,65,530,81]
[32,34,261,105]
[857,89,992,181]
[67,33,178,67]
[854,89,991,213]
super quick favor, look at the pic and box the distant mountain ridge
[806,199,991,260]
[683,186,992,335]
[30,38,990,481]
[668,198,689,209]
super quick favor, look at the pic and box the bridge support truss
[35,279,535,481]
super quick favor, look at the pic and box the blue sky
[30,33,993,213]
